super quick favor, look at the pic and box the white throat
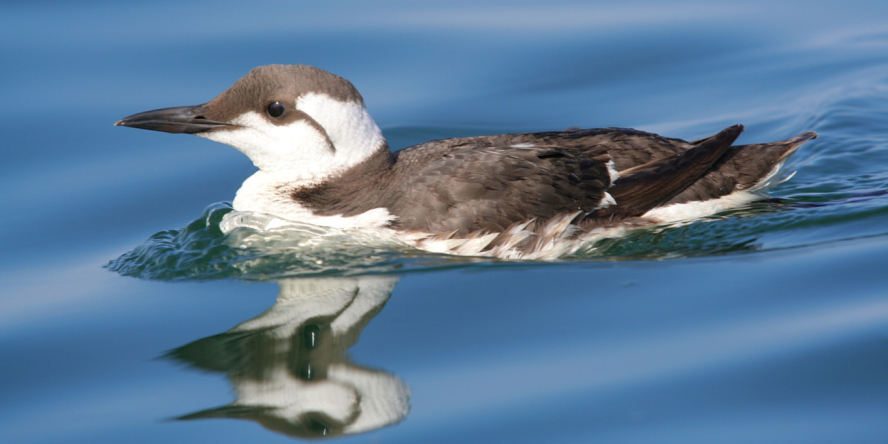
[199,93,393,225]
[198,93,386,185]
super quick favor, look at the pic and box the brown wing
[291,126,815,238]
[594,125,744,219]
[665,131,817,204]
[388,126,745,231]
[388,145,611,235]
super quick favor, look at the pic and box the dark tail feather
[754,131,817,189]
[775,131,817,160]
[597,124,744,219]
[730,131,818,192]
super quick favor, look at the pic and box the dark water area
[2,1,888,443]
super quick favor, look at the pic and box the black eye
[267,101,285,118]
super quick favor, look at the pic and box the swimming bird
[116,64,816,259]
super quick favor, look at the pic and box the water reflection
[166,276,409,439]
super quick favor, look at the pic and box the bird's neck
[232,144,395,225]
[201,93,390,184]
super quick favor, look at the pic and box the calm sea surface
[2,1,888,443]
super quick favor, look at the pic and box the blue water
[2,1,888,443]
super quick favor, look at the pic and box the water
[2,1,887,443]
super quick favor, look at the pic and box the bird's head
[117,65,387,183]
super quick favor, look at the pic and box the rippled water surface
[2,1,888,443]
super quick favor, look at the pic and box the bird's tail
[595,125,745,219]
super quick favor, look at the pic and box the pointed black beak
[115,105,231,134]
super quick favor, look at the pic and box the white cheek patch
[199,111,336,182]
[296,93,386,163]
[198,95,386,185]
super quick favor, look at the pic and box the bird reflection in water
[165,276,409,439]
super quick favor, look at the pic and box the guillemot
[171,276,408,438]
[116,64,817,259]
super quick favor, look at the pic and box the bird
[116,64,817,259]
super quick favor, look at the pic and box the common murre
[116,64,817,259]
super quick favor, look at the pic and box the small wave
[106,203,484,281]
[107,180,888,282]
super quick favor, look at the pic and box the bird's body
[117,64,816,259]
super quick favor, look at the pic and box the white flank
[597,191,616,209]
[642,155,797,224]
[403,211,608,260]
[641,190,761,223]
[405,225,630,260]
[222,186,771,260]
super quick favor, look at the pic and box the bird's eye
[267,101,286,118]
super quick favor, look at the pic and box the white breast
[229,171,396,229]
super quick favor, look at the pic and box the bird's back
[379,126,815,257]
